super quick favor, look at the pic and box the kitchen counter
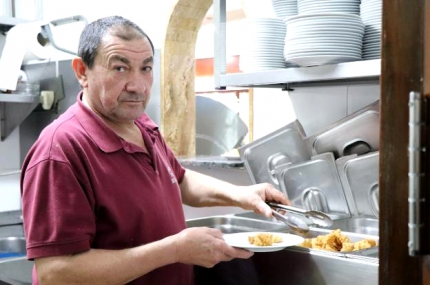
[177,155,245,168]
[177,155,251,186]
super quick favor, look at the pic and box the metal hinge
[408,91,427,256]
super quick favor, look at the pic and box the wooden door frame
[380,0,430,283]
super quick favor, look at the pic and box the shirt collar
[73,92,159,153]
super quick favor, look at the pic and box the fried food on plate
[248,233,283,246]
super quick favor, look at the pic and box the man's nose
[125,72,148,92]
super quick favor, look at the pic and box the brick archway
[161,0,213,156]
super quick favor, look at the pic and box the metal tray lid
[276,152,351,217]
[336,151,379,218]
[305,100,380,159]
[238,120,310,186]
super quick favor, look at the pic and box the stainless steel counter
[195,247,378,285]
[188,213,379,285]
[0,210,32,285]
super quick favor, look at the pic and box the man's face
[84,34,154,124]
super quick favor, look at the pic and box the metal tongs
[267,202,333,230]
[271,209,310,234]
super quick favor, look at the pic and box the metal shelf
[0,97,41,141]
[0,94,40,103]
[219,59,381,89]
[213,0,381,89]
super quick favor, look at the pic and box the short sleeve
[21,159,95,259]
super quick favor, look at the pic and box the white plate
[286,12,362,23]
[286,54,362,67]
[223,232,304,253]
[287,42,361,49]
[287,35,363,42]
[289,21,364,29]
[286,51,362,58]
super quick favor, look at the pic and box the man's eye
[115,66,127,72]
[143,66,153,72]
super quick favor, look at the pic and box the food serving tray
[292,227,379,260]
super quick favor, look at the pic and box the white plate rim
[286,12,362,23]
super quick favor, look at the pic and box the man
[21,15,290,285]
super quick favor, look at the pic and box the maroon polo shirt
[20,92,192,285]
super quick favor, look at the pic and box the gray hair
[78,15,154,68]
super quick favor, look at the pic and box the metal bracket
[408,91,427,256]
[282,84,294,91]
[213,0,226,90]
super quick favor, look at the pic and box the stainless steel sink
[0,237,26,256]
[329,217,379,236]
[186,215,288,233]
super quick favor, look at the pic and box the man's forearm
[35,235,178,285]
[180,169,241,208]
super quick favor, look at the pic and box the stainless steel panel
[336,152,379,218]
[186,215,288,233]
[196,96,248,156]
[238,120,309,187]
[277,152,350,217]
[305,100,379,158]
[330,217,379,236]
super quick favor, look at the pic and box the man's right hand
[172,227,254,268]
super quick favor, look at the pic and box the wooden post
[161,0,212,156]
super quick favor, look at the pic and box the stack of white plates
[361,0,382,59]
[272,0,298,20]
[297,0,360,15]
[239,18,288,72]
[284,13,365,67]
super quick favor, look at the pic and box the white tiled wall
[289,83,380,136]
[253,88,297,139]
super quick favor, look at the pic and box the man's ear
[72,57,89,88]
